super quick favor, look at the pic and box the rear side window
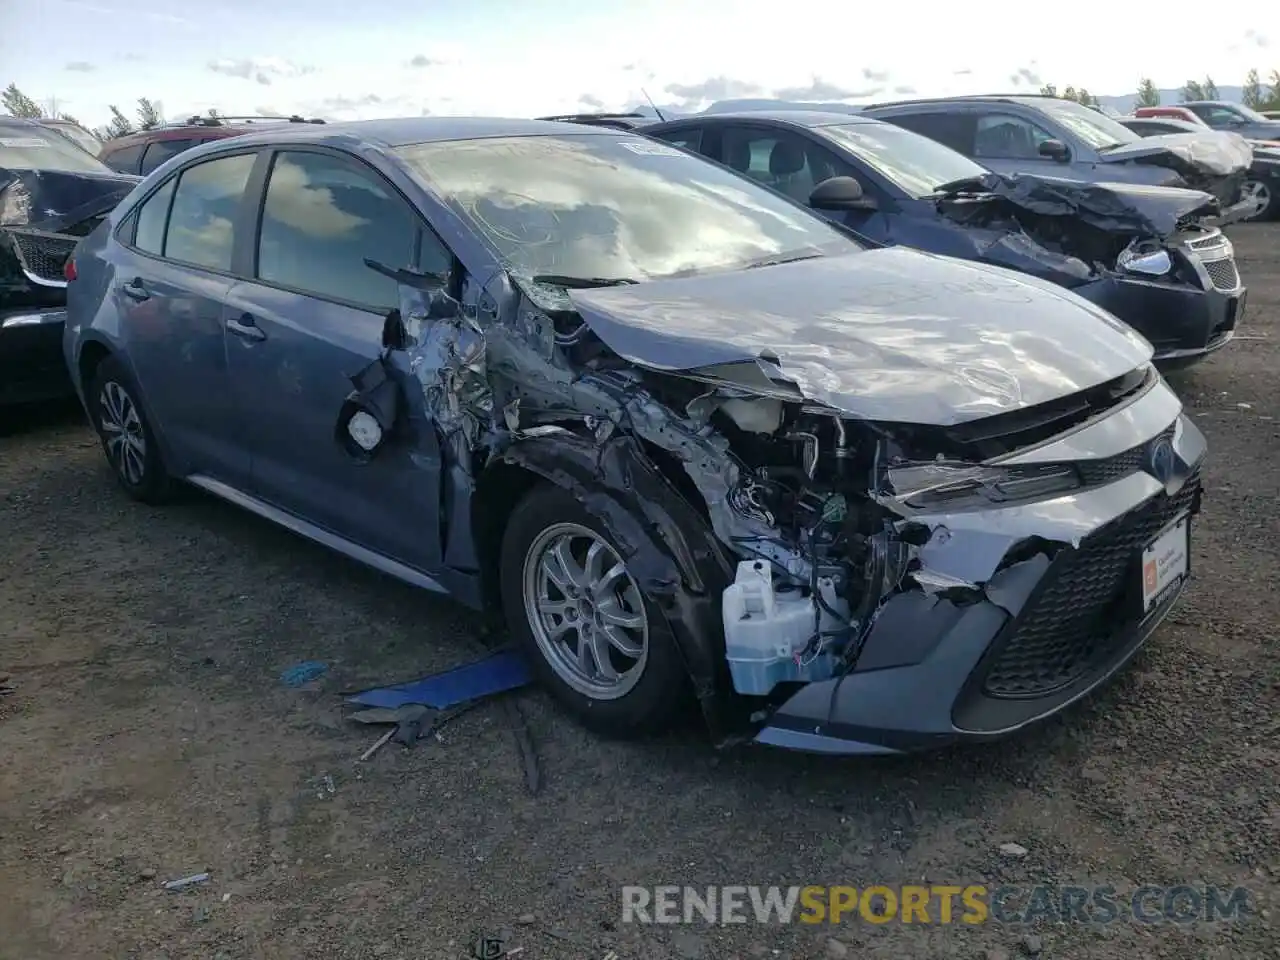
[133,178,176,254]
[882,112,976,156]
[140,138,199,174]
[164,153,256,271]
[255,150,426,311]
[102,142,144,174]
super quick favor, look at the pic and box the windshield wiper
[743,251,825,270]
[530,274,638,289]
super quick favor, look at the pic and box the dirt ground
[1,226,1278,960]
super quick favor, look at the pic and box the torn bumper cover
[756,385,1207,756]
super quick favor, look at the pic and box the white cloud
[207,57,315,86]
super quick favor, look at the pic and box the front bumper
[0,308,72,406]
[754,377,1207,755]
[1074,260,1245,371]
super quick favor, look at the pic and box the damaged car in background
[861,94,1262,224]
[1,117,138,406]
[63,118,1207,755]
[647,111,1247,368]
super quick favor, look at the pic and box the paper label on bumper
[1142,515,1189,614]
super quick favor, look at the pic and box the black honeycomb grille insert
[982,469,1200,699]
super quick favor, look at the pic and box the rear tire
[86,355,174,504]
[499,483,689,737]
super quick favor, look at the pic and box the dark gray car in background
[862,94,1260,223]
[1179,101,1280,142]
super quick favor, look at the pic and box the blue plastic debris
[280,661,329,687]
[344,649,531,710]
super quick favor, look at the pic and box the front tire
[1242,178,1278,221]
[499,483,689,737]
[87,355,174,504]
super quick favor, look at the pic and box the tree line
[1,82,214,139]
[7,71,1280,141]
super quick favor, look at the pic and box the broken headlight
[1117,240,1172,277]
[890,461,1080,509]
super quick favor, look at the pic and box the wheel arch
[472,429,738,738]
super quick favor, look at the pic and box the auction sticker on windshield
[1141,514,1189,614]
[618,141,684,157]
[0,138,50,148]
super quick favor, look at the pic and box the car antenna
[641,88,666,122]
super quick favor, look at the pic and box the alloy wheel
[98,380,147,485]
[521,522,649,700]
[1242,179,1272,219]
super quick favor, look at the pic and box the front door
[223,147,453,572]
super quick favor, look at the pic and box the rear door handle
[122,277,149,302]
[227,313,267,342]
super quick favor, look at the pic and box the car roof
[863,94,1064,111]
[217,116,629,149]
[1122,116,1201,130]
[1180,101,1235,108]
[652,110,877,129]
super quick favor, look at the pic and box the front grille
[3,227,76,284]
[1075,424,1176,487]
[981,469,1201,699]
[1201,257,1241,291]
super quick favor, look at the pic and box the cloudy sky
[2,0,1277,128]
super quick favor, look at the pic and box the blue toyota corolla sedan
[63,117,1205,755]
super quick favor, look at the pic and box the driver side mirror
[809,176,878,211]
[1038,139,1071,162]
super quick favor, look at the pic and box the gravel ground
[1,225,1277,960]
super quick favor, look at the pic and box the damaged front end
[932,174,1246,365]
[340,250,1205,755]
[1,166,137,403]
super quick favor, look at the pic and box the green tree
[136,97,162,130]
[2,82,44,118]
[1180,80,1206,101]
[207,107,220,119]
[1202,76,1219,100]
[105,104,134,138]
[1136,78,1160,107]
[1039,83,1058,97]
[1264,69,1280,111]
[1075,88,1098,107]
[1243,69,1264,107]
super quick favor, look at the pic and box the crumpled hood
[568,248,1154,426]
[934,172,1217,238]
[1097,132,1252,177]
[0,167,140,232]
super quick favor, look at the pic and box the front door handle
[122,277,149,302]
[227,313,266,342]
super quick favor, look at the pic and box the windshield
[1036,99,1140,151]
[822,122,987,198]
[0,123,113,174]
[45,122,102,156]
[1231,103,1273,123]
[396,134,859,282]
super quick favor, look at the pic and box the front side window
[716,128,851,204]
[396,134,858,283]
[653,128,704,154]
[256,150,430,311]
[164,152,256,271]
[974,114,1056,160]
[0,123,115,174]
[822,122,987,197]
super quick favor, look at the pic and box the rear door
[221,146,451,570]
[109,149,261,483]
